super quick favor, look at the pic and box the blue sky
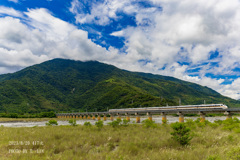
[1,0,240,100]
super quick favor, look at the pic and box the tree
[170,122,192,145]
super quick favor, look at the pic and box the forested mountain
[0,58,239,113]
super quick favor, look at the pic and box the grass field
[1,118,240,160]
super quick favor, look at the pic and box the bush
[95,120,103,130]
[122,119,130,126]
[69,119,77,126]
[46,120,58,126]
[222,118,240,131]
[185,118,196,129]
[142,119,157,128]
[108,119,121,128]
[170,122,192,146]
[84,122,92,127]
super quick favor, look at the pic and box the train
[108,104,228,113]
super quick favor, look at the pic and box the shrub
[122,119,130,126]
[185,118,196,129]
[95,120,104,130]
[84,122,92,127]
[108,119,121,128]
[46,120,58,126]
[170,122,192,146]
[69,119,77,126]
[222,118,240,131]
[142,119,157,128]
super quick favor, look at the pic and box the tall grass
[1,119,240,159]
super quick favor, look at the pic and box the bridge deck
[56,108,240,116]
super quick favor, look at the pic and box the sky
[1,0,240,100]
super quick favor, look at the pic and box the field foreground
[1,118,240,160]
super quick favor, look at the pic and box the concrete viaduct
[56,108,240,123]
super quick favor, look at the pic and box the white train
[109,104,228,112]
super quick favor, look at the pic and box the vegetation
[83,122,92,127]
[2,118,240,159]
[0,58,239,114]
[95,120,104,130]
[0,112,56,118]
[108,119,122,128]
[170,122,192,145]
[141,119,158,128]
[68,119,77,126]
[45,120,58,126]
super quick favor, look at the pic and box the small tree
[69,119,77,126]
[95,120,104,130]
[170,122,192,145]
[122,119,130,126]
[108,119,121,128]
[46,120,58,126]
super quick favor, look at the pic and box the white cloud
[106,0,240,99]
[70,0,158,25]
[2,1,240,100]
[0,6,23,17]
[8,0,18,3]
[0,8,124,74]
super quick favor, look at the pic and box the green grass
[1,119,240,159]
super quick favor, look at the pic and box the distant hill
[0,58,239,113]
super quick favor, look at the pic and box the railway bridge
[56,104,240,123]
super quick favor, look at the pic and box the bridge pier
[224,111,233,120]
[125,113,130,121]
[103,114,107,121]
[162,113,167,124]
[147,112,152,121]
[87,115,91,120]
[199,112,206,122]
[83,115,86,119]
[110,114,114,121]
[117,113,121,120]
[92,114,96,120]
[135,113,140,123]
[79,115,82,119]
[97,114,101,121]
[178,112,184,123]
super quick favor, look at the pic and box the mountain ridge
[0,58,238,113]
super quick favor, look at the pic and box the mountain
[0,58,239,113]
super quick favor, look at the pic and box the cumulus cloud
[104,0,240,99]
[0,6,23,17]
[0,8,122,74]
[70,0,159,25]
[1,1,240,100]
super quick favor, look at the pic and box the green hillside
[0,58,239,113]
